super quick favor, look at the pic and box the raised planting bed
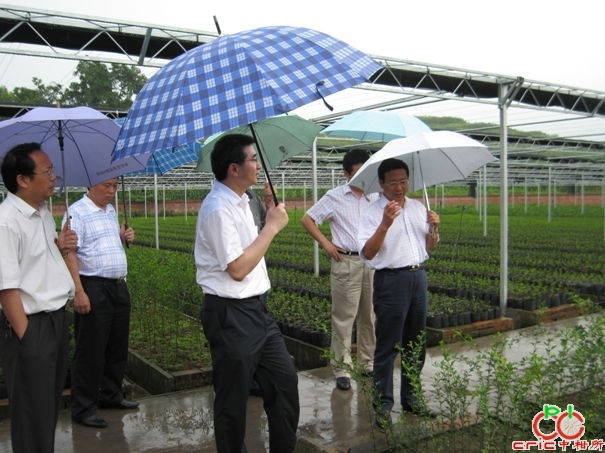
[126,348,212,395]
[513,303,584,329]
[126,335,328,395]
[426,317,514,347]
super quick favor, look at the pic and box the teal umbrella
[323,110,431,142]
[196,115,323,174]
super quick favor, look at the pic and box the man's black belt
[81,275,126,285]
[338,250,359,256]
[376,264,424,273]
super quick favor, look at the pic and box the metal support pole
[537,184,540,207]
[162,185,166,220]
[581,174,585,214]
[441,184,444,209]
[282,172,285,204]
[498,83,510,316]
[144,187,147,218]
[548,167,552,223]
[303,181,307,212]
[524,178,528,214]
[154,174,159,250]
[331,168,335,189]
[554,179,557,207]
[312,138,319,277]
[483,165,487,236]
[511,182,514,206]
[128,187,131,218]
[184,182,188,221]
[575,183,577,206]
[477,170,481,219]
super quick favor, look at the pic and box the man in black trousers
[0,143,78,452]
[195,134,299,453]
[63,177,139,429]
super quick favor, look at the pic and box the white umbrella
[349,131,498,209]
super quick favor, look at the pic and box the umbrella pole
[423,182,431,212]
[416,151,431,211]
[57,120,69,215]
[121,176,130,248]
[249,123,279,206]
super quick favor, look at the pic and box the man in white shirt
[0,143,77,453]
[357,158,440,428]
[301,149,378,391]
[62,177,138,429]
[195,134,299,453]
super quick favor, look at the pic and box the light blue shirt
[62,195,127,279]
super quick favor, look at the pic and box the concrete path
[0,315,591,453]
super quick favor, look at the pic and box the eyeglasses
[239,156,259,164]
[33,165,55,179]
[385,179,409,188]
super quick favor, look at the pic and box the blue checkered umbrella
[113,118,199,175]
[113,26,382,161]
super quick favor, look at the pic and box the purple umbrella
[0,107,148,201]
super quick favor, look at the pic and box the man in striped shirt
[62,177,139,429]
[302,149,379,391]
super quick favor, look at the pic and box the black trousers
[201,293,299,453]
[0,307,69,453]
[372,268,428,413]
[70,276,131,418]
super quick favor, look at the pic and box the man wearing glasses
[62,177,138,429]
[357,158,440,429]
[0,143,77,453]
[195,134,299,453]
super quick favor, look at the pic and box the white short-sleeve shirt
[305,183,379,252]
[357,196,429,270]
[0,193,75,314]
[195,181,270,299]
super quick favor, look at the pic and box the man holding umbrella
[195,134,299,453]
[0,143,78,453]
[357,158,440,428]
[62,177,139,429]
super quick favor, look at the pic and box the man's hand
[58,218,78,252]
[73,290,91,315]
[322,241,344,262]
[264,203,289,235]
[120,221,135,244]
[381,200,401,228]
[427,210,440,227]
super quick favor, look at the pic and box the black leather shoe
[401,405,439,418]
[72,414,108,428]
[336,376,351,390]
[98,399,140,409]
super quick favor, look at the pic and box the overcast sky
[2,0,604,94]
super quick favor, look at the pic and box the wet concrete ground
[0,315,592,453]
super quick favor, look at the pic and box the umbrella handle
[120,176,130,248]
